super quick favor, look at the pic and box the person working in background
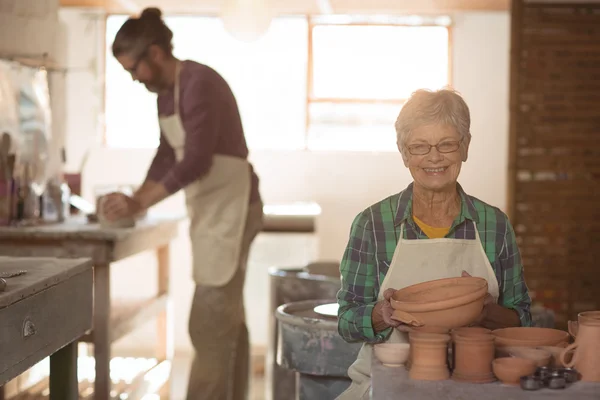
[101,7,263,400]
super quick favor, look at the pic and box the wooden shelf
[81,294,168,344]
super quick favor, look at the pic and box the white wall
[55,9,510,356]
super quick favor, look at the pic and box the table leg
[94,263,111,400]
[49,341,78,400]
[156,244,173,361]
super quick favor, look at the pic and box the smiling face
[401,123,468,193]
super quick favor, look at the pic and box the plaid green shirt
[337,183,532,343]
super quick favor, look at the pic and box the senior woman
[336,88,532,399]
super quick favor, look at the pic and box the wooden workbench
[0,215,182,399]
[0,256,93,400]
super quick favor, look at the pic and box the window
[104,15,450,151]
[307,20,450,151]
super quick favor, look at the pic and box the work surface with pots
[371,357,600,400]
[370,277,600,399]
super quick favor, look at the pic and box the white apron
[159,62,251,286]
[337,220,500,399]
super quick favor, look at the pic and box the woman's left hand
[461,270,520,329]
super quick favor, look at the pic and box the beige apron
[337,221,500,399]
[159,62,251,286]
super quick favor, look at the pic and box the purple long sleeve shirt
[146,60,260,203]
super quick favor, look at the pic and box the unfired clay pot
[506,347,551,368]
[452,332,496,383]
[373,343,410,367]
[492,327,570,348]
[409,332,451,381]
[561,312,600,382]
[568,311,600,338]
[391,277,488,329]
[536,346,567,368]
[492,357,537,385]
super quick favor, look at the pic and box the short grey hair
[395,88,471,162]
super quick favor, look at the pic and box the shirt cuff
[363,304,393,344]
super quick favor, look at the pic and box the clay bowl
[390,277,488,328]
[506,347,551,367]
[537,346,567,368]
[492,357,537,385]
[492,327,570,348]
[373,343,410,367]
[410,326,450,334]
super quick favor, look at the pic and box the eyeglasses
[406,139,463,156]
[125,46,151,76]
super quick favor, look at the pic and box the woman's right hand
[372,288,402,332]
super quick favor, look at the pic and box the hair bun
[141,7,162,20]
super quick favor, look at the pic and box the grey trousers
[186,201,264,400]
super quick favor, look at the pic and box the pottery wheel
[314,303,339,318]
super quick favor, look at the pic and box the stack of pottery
[408,332,451,380]
[451,327,496,383]
[560,311,600,382]
[390,277,488,328]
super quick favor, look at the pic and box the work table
[0,256,93,400]
[371,357,600,399]
[0,215,182,399]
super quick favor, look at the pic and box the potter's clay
[409,332,451,381]
[452,332,496,383]
[492,357,537,386]
[97,196,136,229]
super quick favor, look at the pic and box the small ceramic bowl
[374,343,410,367]
[507,347,551,367]
[537,346,567,368]
[492,357,537,385]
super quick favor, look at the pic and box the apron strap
[174,61,181,116]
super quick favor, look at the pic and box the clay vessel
[492,357,537,385]
[409,332,451,381]
[560,315,600,382]
[568,311,600,338]
[390,277,488,328]
[537,346,567,368]
[451,327,491,337]
[373,343,410,367]
[506,347,551,368]
[492,327,569,348]
[452,332,496,383]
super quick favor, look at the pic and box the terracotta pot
[560,317,600,382]
[506,347,551,367]
[492,327,570,348]
[390,277,488,329]
[409,332,451,381]
[537,346,567,368]
[492,357,537,385]
[451,327,491,337]
[452,333,496,383]
[568,311,600,338]
[373,343,410,367]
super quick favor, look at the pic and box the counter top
[0,214,184,241]
[371,358,600,400]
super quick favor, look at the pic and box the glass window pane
[311,25,449,100]
[307,102,400,151]
[104,15,308,150]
